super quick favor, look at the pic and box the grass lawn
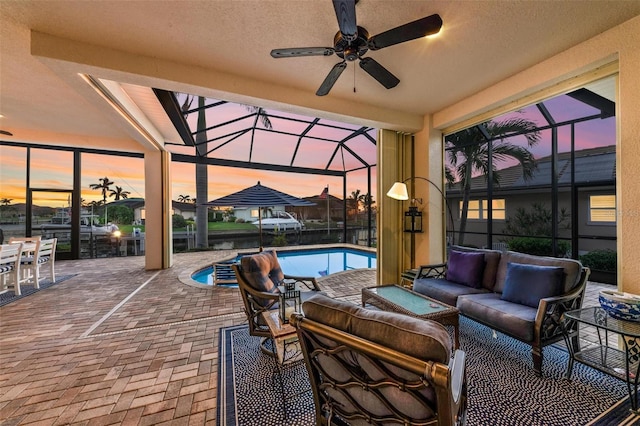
[118,221,258,235]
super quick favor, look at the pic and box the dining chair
[8,237,41,287]
[0,243,24,295]
[19,238,57,287]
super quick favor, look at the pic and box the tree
[107,205,134,225]
[109,186,130,201]
[446,117,541,245]
[182,93,271,249]
[90,176,114,204]
[348,189,363,218]
[178,194,191,203]
[0,198,12,221]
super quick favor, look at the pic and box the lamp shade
[386,182,409,200]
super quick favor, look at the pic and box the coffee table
[362,284,460,349]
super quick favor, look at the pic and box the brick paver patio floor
[0,249,614,425]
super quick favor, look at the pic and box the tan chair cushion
[303,293,451,363]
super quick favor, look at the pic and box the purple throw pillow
[446,250,485,288]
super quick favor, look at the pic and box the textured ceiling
[1,1,639,149]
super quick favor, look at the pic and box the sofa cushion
[446,250,485,288]
[303,293,451,363]
[457,293,538,342]
[413,278,489,307]
[240,250,284,293]
[500,262,564,308]
[494,251,582,294]
[450,246,502,290]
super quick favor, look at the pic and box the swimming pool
[191,247,376,285]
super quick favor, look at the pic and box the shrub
[172,214,187,229]
[235,218,245,223]
[580,249,617,272]
[107,205,133,225]
[507,237,570,257]
[272,233,287,247]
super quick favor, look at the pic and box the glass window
[492,199,506,220]
[464,200,480,219]
[461,199,506,220]
[589,195,616,223]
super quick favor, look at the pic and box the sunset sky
[0,91,614,209]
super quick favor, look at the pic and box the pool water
[191,247,376,285]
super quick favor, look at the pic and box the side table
[562,307,640,413]
[260,310,308,419]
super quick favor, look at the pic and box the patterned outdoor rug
[218,316,640,426]
[0,275,76,307]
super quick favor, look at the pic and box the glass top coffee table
[362,284,460,349]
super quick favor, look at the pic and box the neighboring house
[289,193,344,222]
[446,145,616,253]
[109,198,196,224]
[172,201,196,220]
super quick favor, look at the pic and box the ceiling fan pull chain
[353,64,356,93]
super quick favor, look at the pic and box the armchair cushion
[500,262,564,308]
[240,250,284,294]
[303,293,451,363]
[445,249,485,289]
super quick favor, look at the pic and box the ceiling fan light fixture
[270,1,442,96]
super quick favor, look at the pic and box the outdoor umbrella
[203,181,315,251]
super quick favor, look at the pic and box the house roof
[448,145,616,192]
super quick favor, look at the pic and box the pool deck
[0,246,614,425]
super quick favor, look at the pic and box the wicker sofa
[412,246,590,376]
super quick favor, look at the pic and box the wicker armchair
[292,293,467,426]
[231,250,321,353]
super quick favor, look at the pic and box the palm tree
[0,198,12,221]
[446,117,541,246]
[348,190,363,218]
[182,94,272,249]
[109,186,130,201]
[90,176,114,204]
[178,194,191,203]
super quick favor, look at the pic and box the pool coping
[178,243,376,289]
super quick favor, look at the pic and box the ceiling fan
[270,0,442,96]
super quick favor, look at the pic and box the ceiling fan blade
[359,57,399,89]
[316,62,347,96]
[271,47,335,58]
[368,14,442,51]
[332,0,357,42]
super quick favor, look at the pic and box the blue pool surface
[192,247,376,285]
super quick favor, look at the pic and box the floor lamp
[386,177,455,267]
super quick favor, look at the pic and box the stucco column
[144,150,173,269]
[377,129,407,285]
[413,115,446,266]
[618,33,640,294]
